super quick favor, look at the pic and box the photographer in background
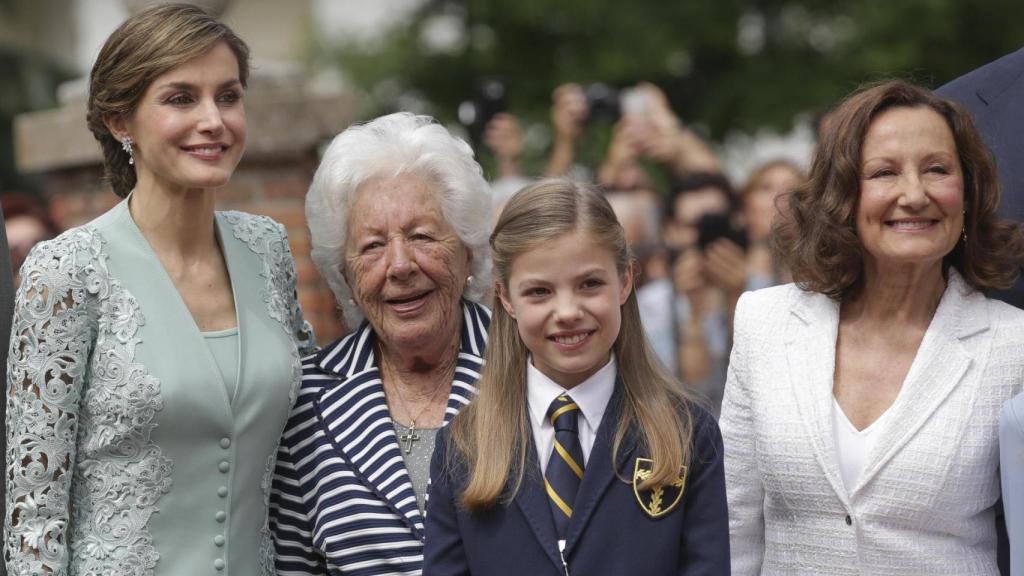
[545,81,720,183]
[598,83,720,188]
[545,82,589,177]
[665,172,746,416]
[606,191,677,374]
[482,112,531,218]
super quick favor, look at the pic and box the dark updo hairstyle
[86,3,250,197]
[772,79,1024,299]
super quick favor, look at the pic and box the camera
[584,83,620,123]
[696,213,748,252]
[458,78,507,148]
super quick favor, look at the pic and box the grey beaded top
[394,422,440,514]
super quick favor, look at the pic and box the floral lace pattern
[223,212,314,351]
[5,227,172,576]
[225,212,315,575]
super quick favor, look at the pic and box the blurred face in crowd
[663,186,730,250]
[344,172,471,354]
[108,41,247,194]
[606,192,659,248]
[498,228,632,389]
[857,106,964,275]
[6,214,53,282]
[744,164,803,241]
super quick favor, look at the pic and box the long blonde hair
[450,179,694,510]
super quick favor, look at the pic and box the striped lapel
[312,301,489,540]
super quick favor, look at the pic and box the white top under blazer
[721,270,1024,575]
[832,397,892,492]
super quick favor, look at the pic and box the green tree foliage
[325,0,1024,142]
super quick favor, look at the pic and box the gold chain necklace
[384,366,453,454]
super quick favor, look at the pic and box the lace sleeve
[5,234,97,575]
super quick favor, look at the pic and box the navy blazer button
[218,486,228,497]
[220,437,231,449]
[215,511,226,523]
[214,558,225,570]
[219,461,230,473]
[844,514,852,526]
[214,535,225,547]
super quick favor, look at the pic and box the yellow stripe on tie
[549,403,579,425]
[553,440,584,479]
[544,479,573,518]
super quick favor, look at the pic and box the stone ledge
[15,86,356,173]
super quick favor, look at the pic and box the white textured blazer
[1001,392,1024,576]
[721,270,1024,575]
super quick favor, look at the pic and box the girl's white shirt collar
[526,355,617,472]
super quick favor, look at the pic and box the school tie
[545,394,585,539]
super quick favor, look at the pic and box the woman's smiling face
[857,106,964,272]
[113,41,247,194]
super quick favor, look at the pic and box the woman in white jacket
[721,79,1024,575]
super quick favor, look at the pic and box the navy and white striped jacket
[270,301,489,575]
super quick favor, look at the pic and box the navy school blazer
[423,387,730,575]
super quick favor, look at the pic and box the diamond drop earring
[121,136,135,165]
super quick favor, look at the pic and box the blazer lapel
[445,301,490,424]
[853,271,988,493]
[514,437,570,574]
[785,289,850,505]
[314,363,428,537]
[214,214,247,404]
[112,200,233,421]
[973,47,1024,107]
[312,301,490,541]
[564,386,631,554]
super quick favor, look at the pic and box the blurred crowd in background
[464,80,805,414]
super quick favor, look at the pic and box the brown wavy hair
[449,179,694,510]
[773,79,1024,299]
[86,3,250,197]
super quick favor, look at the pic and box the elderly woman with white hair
[269,113,493,576]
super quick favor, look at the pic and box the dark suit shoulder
[939,46,1024,105]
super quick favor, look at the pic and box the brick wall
[43,155,348,346]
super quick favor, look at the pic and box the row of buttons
[215,436,231,571]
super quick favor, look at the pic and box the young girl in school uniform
[423,179,729,575]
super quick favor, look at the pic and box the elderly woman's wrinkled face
[857,106,964,272]
[344,173,470,351]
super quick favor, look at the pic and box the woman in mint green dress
[4,5,314,575]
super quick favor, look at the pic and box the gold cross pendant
[400,422,421,454]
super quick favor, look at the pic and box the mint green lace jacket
[5,199,315,576]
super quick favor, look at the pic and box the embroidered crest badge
[632,457,687,518]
